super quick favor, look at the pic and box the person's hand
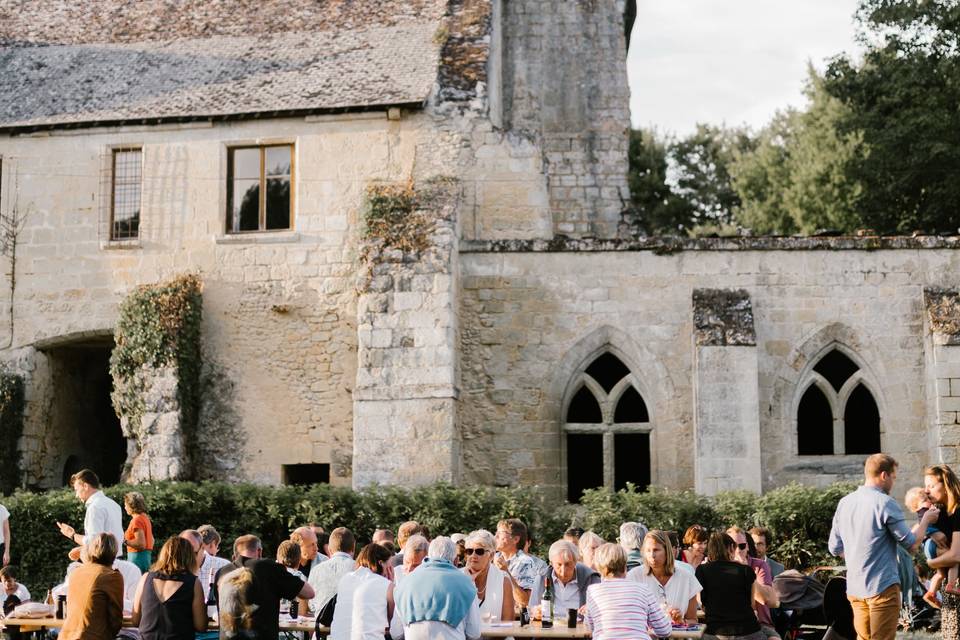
[68,547,82,562]
[529,604,541,621]
[493,552,508,572]
[923,506,941,525]
[1,548,9,566]
[383,561,395,583]
[56,522,75,539]
[667,607,683,623]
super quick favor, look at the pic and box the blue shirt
[828,484,915,598]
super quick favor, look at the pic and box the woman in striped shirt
[585,543,673,640]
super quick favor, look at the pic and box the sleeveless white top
[329,567,390,640]
[463,563,508,619]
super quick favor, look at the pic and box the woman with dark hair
[695,532,773,640]
[926,464,960,638]
[131,536,207,640]
[681,525,709,568]
[329,543,395,640]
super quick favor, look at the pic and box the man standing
[215,534,314,640]
[307,527,355,612]
[493,518,538,607]
[56,469,124,556]
[390,537,480,640]
[829,454,939,640]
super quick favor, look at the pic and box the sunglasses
[736,543,748,550]
[464,548,487,556]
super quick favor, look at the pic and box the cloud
[628,0,861,135]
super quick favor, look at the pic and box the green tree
[822,0,960,233]
[627,128,693,234]
[671,124,755,227]
[731,68,864,234]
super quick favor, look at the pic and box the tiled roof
[0,0,449,130]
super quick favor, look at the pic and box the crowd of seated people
[0,469,800,640]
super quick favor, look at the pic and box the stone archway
[37,334,127,486]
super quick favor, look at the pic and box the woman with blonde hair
[131,536,206,640]
[462,529,514,622]
[578,531,604,572]
[584,543,672,640]
[627,529,701,624]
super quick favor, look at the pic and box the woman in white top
[462,529,514,621]
[627,529,701,624]
[330,543,394,640]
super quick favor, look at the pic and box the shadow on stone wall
[195,360,242,481]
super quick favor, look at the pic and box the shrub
[1,480,853,595]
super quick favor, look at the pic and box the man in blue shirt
[829,454,939,640]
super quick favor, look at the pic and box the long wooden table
[1,616,704,639]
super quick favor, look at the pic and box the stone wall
[498,0,631,238]
[353,181,463,486]
[458,241,952,496]
[0,112,425,487]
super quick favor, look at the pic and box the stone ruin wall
[0,112,438,487]
[457,239,960,497]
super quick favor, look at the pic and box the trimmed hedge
[1,480,855,596]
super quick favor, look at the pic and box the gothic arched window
[797,348,881,455]
[564,351,651,502]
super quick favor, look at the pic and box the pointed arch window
[564,351,651,502]
[797,348,881,455]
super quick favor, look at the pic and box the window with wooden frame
[227,145,293,233]
[110,148,142,240]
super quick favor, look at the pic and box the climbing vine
[0,371,24,494]
[109,274,202,475]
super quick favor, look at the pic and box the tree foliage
[731,69,865,234]
[822,0,960,233]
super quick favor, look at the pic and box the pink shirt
[748,557,774,627]
[585,578,673,640]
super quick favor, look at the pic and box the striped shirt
[585,578,673,640]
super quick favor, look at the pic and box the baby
[905,486,953,608]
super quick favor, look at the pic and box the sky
[627,0,863,136]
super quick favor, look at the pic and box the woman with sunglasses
[462,529,515,622]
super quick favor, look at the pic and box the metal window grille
[110,148,142,240]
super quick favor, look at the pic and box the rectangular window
[614,433,651,492]
[281,463,330,486]
[227,145,293,233]
[111,148,142,240]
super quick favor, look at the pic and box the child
[905,486,954,608]
[0,566,30,615]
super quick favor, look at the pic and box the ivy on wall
[109,274,203,475]
[0,371,24,494]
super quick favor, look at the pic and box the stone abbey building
[1,0,959,500]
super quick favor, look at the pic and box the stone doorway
[45,339,126,486]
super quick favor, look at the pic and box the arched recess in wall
[793,343,883,456]
[559,347,653,503]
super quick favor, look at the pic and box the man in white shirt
[307,527,356,612]
[55,469,124,556]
